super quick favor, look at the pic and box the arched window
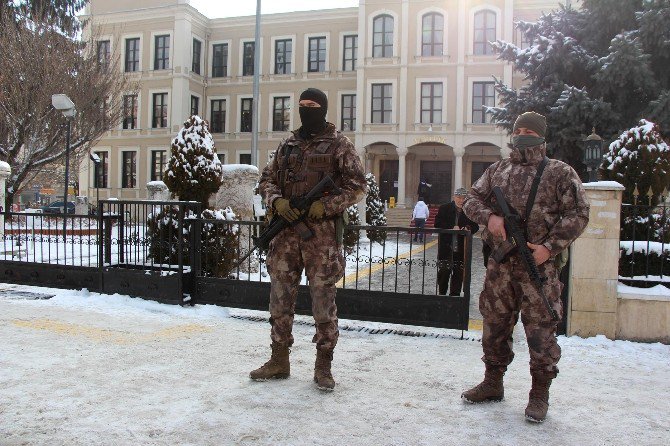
[422,13,444,56]
[473,10,496,55]
[372,14,394,58]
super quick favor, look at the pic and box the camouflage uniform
[259,122,366,352]
[463,144,589,377]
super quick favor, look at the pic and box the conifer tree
[163,116,223,209]
[365,173,387,244]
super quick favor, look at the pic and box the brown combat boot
[249,342,290,381]
[525,375,552,423]
[461,365,505,403]
[314,350,335,391]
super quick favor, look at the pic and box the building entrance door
[379,160,399,203]
[420,160,452,205]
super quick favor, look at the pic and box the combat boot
[249,342,290,381]
[525,375,552,423]
[314,350,335,391]
[461,365,505,403]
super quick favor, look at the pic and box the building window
[124,38,140,72]
[515,27,530,50]
[151,150,166,182]
[343,35,357,71]
[472,81,495,123]
[372,15,393,58]
[216,152,226,164]
[371,83,392,124]
[152,93,168,128]
[243,42,255,76]
[240,98,253,132]
[274,39,292,74]
[122,94,138,130]
[154,34,170,70]
[212,43,228,77]
[210,99,226,133]
[420,82,442,124]
[422,13,444,56]
[341,94,356,131]
[97,40,110,71]
[122,151,136,188]
[93,152,108,188]
[239,153,252,165]
[272,97,291,132]
[474,10,496,55]
[308,37,326,72]
[192,39,202,74]
[190,95,199,117]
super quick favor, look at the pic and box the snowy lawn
[1,285,669,445]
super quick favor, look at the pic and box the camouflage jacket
[463,144,590,257]
[259,122,367,217]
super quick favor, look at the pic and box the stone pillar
[0,162,10,236]
[568,181,624,339]
[453,147,465,189]
[357,147,370,245]
[214,164,261,273]
[365,151,375,174]
[147,181,171,201]
[75,196,88,215]
[396,147,407,208]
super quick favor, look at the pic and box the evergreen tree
[343,204,361,254]
[601,119,670,204]
[163,116,223,209]
[489,0,670,177]
[2,0,87,35]
[365,173,387,244]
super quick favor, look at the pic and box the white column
[453,147,465,189]
[171,13,192,132]
[396,147,408,208]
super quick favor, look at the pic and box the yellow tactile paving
[11,318,212,344]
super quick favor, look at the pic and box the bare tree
[0,10,137,209]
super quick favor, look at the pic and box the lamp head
[51,94,76,118]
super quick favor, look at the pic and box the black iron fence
[620,202,670,287]
[0,201,473,331]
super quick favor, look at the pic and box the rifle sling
[524,156,549,222]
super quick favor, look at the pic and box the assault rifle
[491,186,559,321]
[232,175,342,270]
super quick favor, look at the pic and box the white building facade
[81,0,559,207]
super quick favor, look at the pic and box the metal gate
[192,220,473,333]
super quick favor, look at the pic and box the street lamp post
[583,127,603,183]
[51,94,76,245]
[90,153,101,213]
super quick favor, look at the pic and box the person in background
[412,197,430,242]
[417,178,432,205]
[434,187,479,296]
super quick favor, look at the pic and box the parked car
[41,201,75,214]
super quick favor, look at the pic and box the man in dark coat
[433,187,479,296]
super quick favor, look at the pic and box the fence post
[118,202,125,264]
[568,182,624,339]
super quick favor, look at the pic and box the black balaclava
[298,88,328,138]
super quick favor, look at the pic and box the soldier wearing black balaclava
[253,88,367,392]
[461,111,590,423]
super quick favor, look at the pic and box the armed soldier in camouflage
[461,112,589,422]
[252,88,367,391]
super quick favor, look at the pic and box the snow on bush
[365,173,387,245]
[163,116,223,208]
[147,205,239,278]
[343,204,361,254]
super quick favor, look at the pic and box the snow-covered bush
[601,119,670,205]
[147,205,239,278]
[163,116,223,208]
[343,204,361,254]
[365,173,387,244]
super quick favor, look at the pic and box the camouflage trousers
[266,219,345,352]
[479,255,564,377]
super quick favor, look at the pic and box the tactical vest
[276,132,344,199]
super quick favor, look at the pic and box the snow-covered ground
[1,285,669,445]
